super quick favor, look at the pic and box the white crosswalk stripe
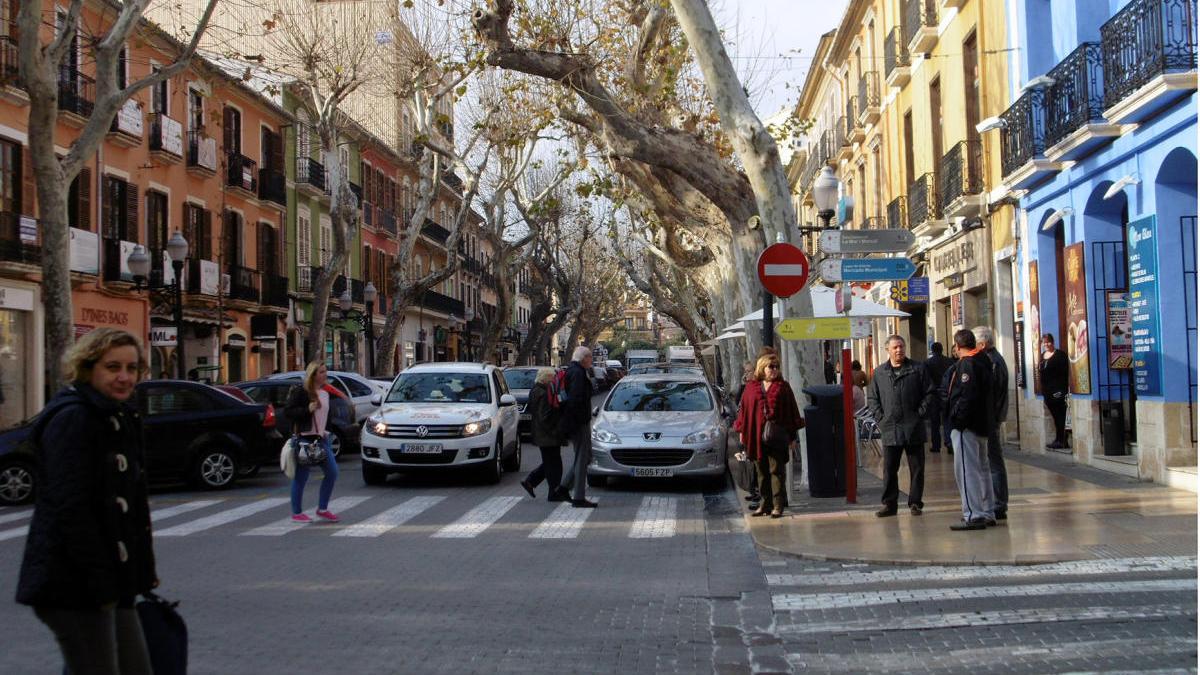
[151,499,224,523]
[772,578,1197,611]
[0,525,28,542]
[155,497,290,537]
[333,496,445,538]
[629,496,677,539]
[529,500,598,539]
[432,496,522,539]
[242,496,372,536]
[0,509,32,527]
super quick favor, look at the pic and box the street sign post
[756,243,810,298]
[818,258,917,282]
[818,228,915,254]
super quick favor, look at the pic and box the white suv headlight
[367,415,386,436]
[591,427,621,444]
[462,419,493,437]
[683,426,720,445]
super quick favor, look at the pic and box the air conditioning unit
[220,273,231,294]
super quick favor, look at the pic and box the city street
[0,436,1194,674]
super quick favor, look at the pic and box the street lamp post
[127,231,189,380]
[336,284,377,375]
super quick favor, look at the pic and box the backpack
[546,368,569,409]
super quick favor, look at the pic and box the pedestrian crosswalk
[0,493,697,544]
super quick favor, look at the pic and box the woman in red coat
[735,354,804,518]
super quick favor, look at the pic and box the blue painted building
[1002,0,1196,486]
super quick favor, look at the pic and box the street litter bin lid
[802,384,845,403]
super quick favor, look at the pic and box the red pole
[841,341,856,503]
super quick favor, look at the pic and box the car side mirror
[370,394,382,406]
[500,394,517,406]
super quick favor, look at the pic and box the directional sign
[757,243,810,298]
[777,317,872,341]
[818,257,916,282]
[819,228,916,254]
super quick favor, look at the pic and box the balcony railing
[297,157,326,193]
[1000,89,1049,176]
[887,196,908,230]
[834,116,848,148]
[846,95,859,130]
[298,265,319,293]
[227,265,261,303]
[939,140,983,211]
[258,167,286,206]
[422,218,450,244]
[907,173,941,229]
[857,72,880,119]
[904,0,939,50]
[1101,0,1197,107]
[58,67,94,118]
[884,27,911,80]
[379,209,397,235]
[187,130,217,173]
[226,153,258,193]
[1045,43,1108,149]
[0,212,39,264]
[148,112,183,158]
[420,289,465,317]
[0,36,18,86]
[263,273,289,308]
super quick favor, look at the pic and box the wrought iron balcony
[226,153,258,194]
[258,167,286,207]
[148,113,183,160]
[298,265,319,294]
[420,289,465,317]
[833,116,848,149]
[1101,0,1197,117]
[187,130,217,174]
[0,211,39,265]
[0,36,18,87]
[846,96,864,142]
[227,265,261,303]
[907,173,941,230]
[58,67,94,119]
[999,89,1050,178]
[109,100,143,144]
[887,196,908,230]
[186,258,221,296]
[263,273,289,308]
[884,27,911,87]
[939,140,983,215]
[296,157,326,195]
[905,0,939,54]
[1044,43,1111,151]
[857,72,880,123]
[379,209,397,235]
[421,218,450,245]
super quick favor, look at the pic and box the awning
[735,286,909,322]
[716,331,747,341]
[719,321,745,333]
[700,345,717,356]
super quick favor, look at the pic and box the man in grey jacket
[867,335,937,517]
[974,326,1009,520]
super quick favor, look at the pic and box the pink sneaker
[315,509,340,522]
[291,513,312,523]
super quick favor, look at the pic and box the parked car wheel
[0,459,35,506]
[194,448,238,490]
[329,430,345,459]
[586,474,607,488]
[362,461,388,486]
[501,438,521,472]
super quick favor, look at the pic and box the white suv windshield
[387,373,493,404]
[605,381,713,412]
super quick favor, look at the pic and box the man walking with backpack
[557,346,598,508]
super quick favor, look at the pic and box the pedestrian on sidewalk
[734,362,762,510]
[1039,333,1070,449]
[946,329,996,531]
[974,326,1010,521]
[283,361,341,523]
[557,347,598,508]
[867,335,936,517]
[850,360,869,389]
[924,342,954,454]
[520,368,567,502]
[735,354,804,519]
[17,328,158,675]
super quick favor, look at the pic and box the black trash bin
[1100,400,1126,456]
[803,384,848,497]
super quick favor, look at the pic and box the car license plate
[632,467,674,478]
[401,443,442,454]
[520,414,531,422]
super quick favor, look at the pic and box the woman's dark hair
[851,360,862,371]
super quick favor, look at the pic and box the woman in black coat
[520,369,568,502]
[16,328,157,675]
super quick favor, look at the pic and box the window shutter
[201,207,212,260]
[223,107,237,154]
[78,167,90,230]
[257,222,267,273]
[222,209,236,268]
[125,182,138,243]
[270,130,283,172]
[19,144,33,216]
[100,176,114,238]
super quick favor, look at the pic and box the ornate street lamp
[812,166,840,228]
[332,282,377,375]
[128,231,189,379]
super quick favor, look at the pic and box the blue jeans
[291,434,337,514]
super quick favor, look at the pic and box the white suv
[359,362,521,484]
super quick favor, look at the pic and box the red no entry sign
[757,243,810,298]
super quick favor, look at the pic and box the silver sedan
[586,374,728,489]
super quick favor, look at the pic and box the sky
[715,0,851,119]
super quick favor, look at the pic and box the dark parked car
[0,380,282,505]
[234,378,360,459]
[502,366,549,441]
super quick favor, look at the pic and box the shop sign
[891,277,930,303]
[950,293,963,328]
[150,326,177,347]
[19,216,36,243]
[1105,292,1133,369]
[1063,242,1091,394]
[0,285,34,310]
[931,233,979,277]
[1029,261,1041,395]
[80,307,130,327]
[70,228,99,275]
[1127,215,1162,396]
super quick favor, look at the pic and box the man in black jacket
[974,326,1010,520]
[1039,333,1070,449]
[924,342,954,453]
[867,335,936,517]
[945,329,995,531]
[557,346,598,508]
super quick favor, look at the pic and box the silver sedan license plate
[401,443,442,454]
[632,467,674,478]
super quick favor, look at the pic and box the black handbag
[760,384,790,448]
[136,592,188,675]
[294,435,327,467]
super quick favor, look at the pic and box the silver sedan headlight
[462,419,493,437]
[591,427,621,444]
[682,425,721,445]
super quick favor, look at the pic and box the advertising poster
[950,292,963,328]
[1106,291,1133,369]
[1127,215,1162,395]
[1014,320,1026,389]
[1064,242,1091,394]
[1029,261,1041,394]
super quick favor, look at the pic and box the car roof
[617,373,708,384]
[402,361,499,374]
[503,366,548,371]
[236,378,299,387]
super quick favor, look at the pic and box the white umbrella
[719,320,745,333]
[716,331,747,341]
[736,286,910,322]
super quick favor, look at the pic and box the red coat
[734,379,804,461]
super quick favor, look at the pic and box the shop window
[0,308,28,428]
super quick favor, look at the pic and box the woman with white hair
[556,346,598,508]
[520,368,567,501]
